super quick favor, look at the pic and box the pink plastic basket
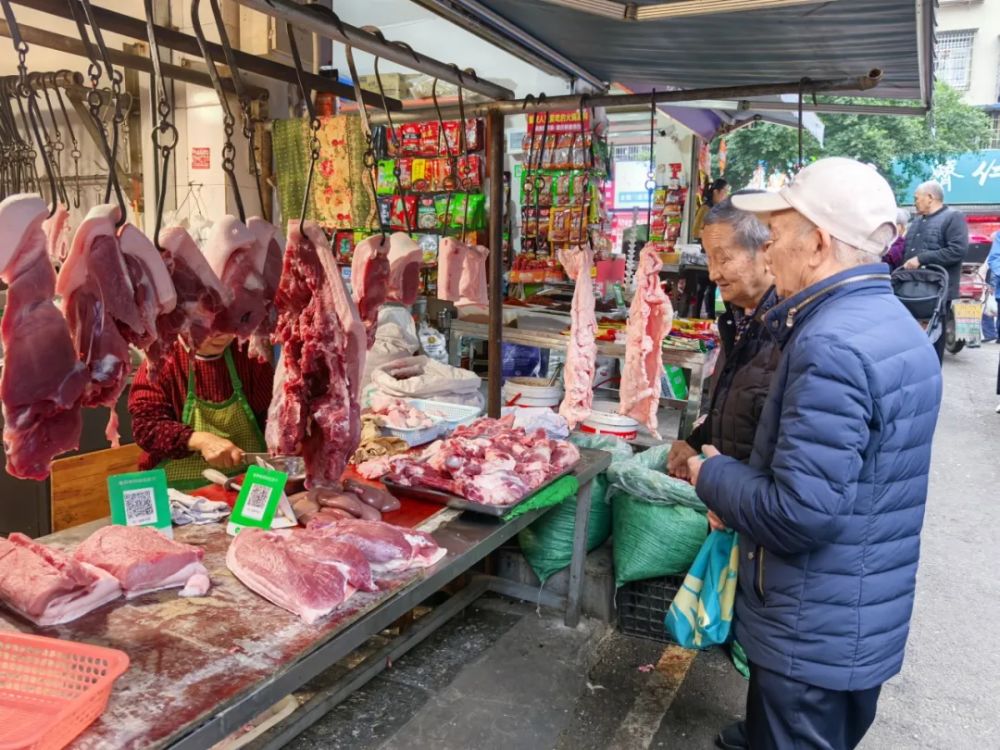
[0,633,129,750]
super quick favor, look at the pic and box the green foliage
[719,83,993,200]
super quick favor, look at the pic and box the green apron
[160,347,268,491]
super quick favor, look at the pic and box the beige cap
[731,157,897,256]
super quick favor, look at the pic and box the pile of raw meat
[368,393,439,430]
[227,518,445,624]
[619,245,674,438]
[288,478,400,526]
[0,524,209,627]
[378,415,580,506]
[0,193,284,480]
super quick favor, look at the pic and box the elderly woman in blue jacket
[687,159,942,750]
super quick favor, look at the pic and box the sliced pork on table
[0,533,121,627]
[386,232,422,305]
[310,519,446,574]
[350,234,391,348]
[226,529,376,624]
[557,247,597,429]
[0,195,89,480]
[267,220,367,487]
[73,525,209,599]
[619,245,674,438]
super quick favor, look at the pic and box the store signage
[191,146,211,170]
[107,469,172,537]
[227,465,288,536]
[899,149,1000,206]
[613,160,654,210]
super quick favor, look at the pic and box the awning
[417,0,934,108]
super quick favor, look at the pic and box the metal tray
[382,466,575,517]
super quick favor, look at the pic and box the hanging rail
[12,0,394,109]
[0,20,267,98]
[234,0,515,101]
[370,69,884,123]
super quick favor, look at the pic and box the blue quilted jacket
[696,263,942,691]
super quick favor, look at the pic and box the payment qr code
[242,484,272,522]
[123,488,157,526]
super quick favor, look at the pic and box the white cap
[731,157,897,256]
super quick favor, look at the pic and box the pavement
[273,344,999,750]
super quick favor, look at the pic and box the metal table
[3,449,609,750]
[448,319,712,437]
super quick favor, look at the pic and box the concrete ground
[278,345,999,750]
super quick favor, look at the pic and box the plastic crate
[0,632,129,750]
[616,575,686,643]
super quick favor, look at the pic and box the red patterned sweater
[128,342,275,471]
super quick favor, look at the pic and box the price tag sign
[227,465,288,536]
[107,469,172,537]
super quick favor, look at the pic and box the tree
[719,82,993,201]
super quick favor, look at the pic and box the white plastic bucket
[580,401,639,440]
[503,377,563,408]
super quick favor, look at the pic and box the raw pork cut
[437,236,466,302]
[0,195,89,479]
[57,204,139,446]
[368,392,435,429]
[386,416,580,506]
[42,202,70,265]
[156,225,230,352]
[203,215,268,340]
[350,234,390,348]
[311,519,446,573]
[457,243,489,306]
[267,220,367,487]
[73,525,209,599]
[619,245,673,438]
[247,216,284,360]
[226,528,376,624]
[0,533,121,626]
[386,232,422,305]
[557,247,597,429]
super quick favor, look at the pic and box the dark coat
[686,287,780,461]
[696,264,942,691]
[903,206,968,299]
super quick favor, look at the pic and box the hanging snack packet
[434,193,451,228]
[535,172,553,208]
[389,195,418,231]
[555,172,572,206]
[467,194,486,229]
[538,207,552,242]
[410,158,430,192]
[377,197,393,228]
[417,233,439,263]
[465,119,482,152]
[398,123,422,155]
[571,171,588,206]
[376,161,397,195]
[419,121,440,155]
[416,196,438,229]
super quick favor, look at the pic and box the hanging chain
[146,0,177,248]
[54,82,82,207]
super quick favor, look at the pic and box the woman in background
[882,208,910,270]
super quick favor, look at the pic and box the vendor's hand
[667,440,697,479]
[903,257,921,270]
[686,444,720,488]
[707,510,727,532]
[188,432,244,469]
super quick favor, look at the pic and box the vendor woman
[128,335,274,490]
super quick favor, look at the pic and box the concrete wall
[936,0,1000,105]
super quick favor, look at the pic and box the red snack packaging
[389,195,418,231]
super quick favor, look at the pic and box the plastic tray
[616,575,686,643]
[382,465,574,517]
[404,399,482,430]
[0,632,129,750]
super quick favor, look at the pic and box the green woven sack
[606,444,706,511]
[518,434,633,583]
[611,489,708,587]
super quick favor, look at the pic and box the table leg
[681,362,705,438]
[565,479,593,628]
[448,329,461,367]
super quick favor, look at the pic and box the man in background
[903,180,969,360]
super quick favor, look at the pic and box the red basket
[0,633,129,750]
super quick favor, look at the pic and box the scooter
[945,237,992,354]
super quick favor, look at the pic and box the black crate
[616,575,686,643]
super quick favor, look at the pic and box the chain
[54,82,82,207]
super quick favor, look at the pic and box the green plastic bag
[611,489,708,586]
[606,444,706,512]
[518,434,633,583]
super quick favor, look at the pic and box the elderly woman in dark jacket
[669,197,778,476]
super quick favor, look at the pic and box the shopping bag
[665,529,739,649]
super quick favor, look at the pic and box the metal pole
[12,0,392,108]
[0,70,81,90]
[486,108,505,418]
[0,19,266,97]
[235,0,515,101]
[372,70,884,124]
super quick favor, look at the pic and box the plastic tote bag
[665,530,739,649]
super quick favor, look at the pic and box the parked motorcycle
[944,237,991,354]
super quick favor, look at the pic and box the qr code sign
[123,488,157,526]
[242,484,272,522]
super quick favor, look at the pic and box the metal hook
[285,20,320,231]
[191,0,245,223]
[145,0,178,249]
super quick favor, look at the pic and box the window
[990,113,1000,150]
[936,30,976,91]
